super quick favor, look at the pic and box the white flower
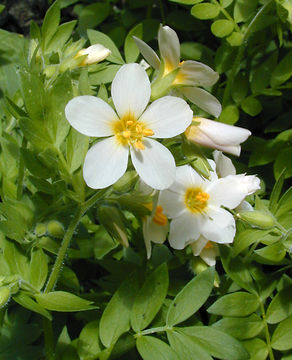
[133,26,221,117]
[159,165,256,250]
[65,63,193,190]
[185,117,252,156]
[190,236,219,266]
[75,44,111,65]
[143,203,168,259]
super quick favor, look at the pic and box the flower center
[152,205,168,226]
[184,187,209,213]
[204,241,213,249]
[113,113,154,150]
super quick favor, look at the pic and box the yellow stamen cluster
[153,205,168,226]
[204,241,214,249]
[184,187,210,214]
[113,113,154,150]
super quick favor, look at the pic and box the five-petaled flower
[134,25,221,117]
[65,63,193,190]
[159,164,260,250]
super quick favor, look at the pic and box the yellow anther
[196,192,210,202]
[204,241,214,249]
[126,120,134,126]
[144,203,153,211]
[153,206,168,226]
[184,188,209,214]
[122,130,131,138]
[143,128,154,136]
[134,141,145,150]
[136,124,143,133]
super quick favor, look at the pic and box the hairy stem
[260,301,275,360]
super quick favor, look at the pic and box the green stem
[260,301,275,360]
[222,0,273,107]
[134,325,173,338]
[17,138,27,200]
[43,318,55,360]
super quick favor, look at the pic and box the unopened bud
[47,220,65,238]
[75,44,111,65]
[237,210,275,229]
[35,223,47,237]
[189,257,209,275]
[0,287,11,308]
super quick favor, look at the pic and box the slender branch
[260,301,275,360]
[134,325,173,338]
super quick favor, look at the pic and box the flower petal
[65,95,117,137]
[159,188,186,219]
[158,26,180,70]
[213,150,236,177]
[207,175,250,209]
[77,44,111,65]
[133,36,161,70]
[139,96,193,138]
[83,137,129,189]
[202,206,235,244]
[111,63,151,119]
[130,138,175,190]
[169,211,202,249]
[200,247,218,266]
[190,236,209,256]
[180,87,222,118]
[179,60,219,87]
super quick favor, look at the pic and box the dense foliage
[0,1,292,359]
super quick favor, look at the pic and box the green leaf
[166,267,214,326]
[3,241,30,283]
[270,167,286,214]
[29,248,48,291]
[41,1,61,49]
[191,3,220,19]
[0,5,5,13]
[211,19,234,38]
[22,148,51,179]
[78,3,110,37]
[220,246,256,293]
[232,73,249,104]
[226,32,243,46]
[271,315,292,350]
[66,128,89,174]
[125,23,143,63]
[4,96,27,119]
[271,50,292,87]
[220,0,233,8]
[242,338,268,360]
[19,117,53,150]
[212,314,264,340]
[13,292,52,320]
[266,285,292,324]
[233,0,257,23]
[179,326,249,360]
[251,52,278,94]
[218,104,239,125]
[46,20,77,53]
[77,320,102,360]
[88,29,124,64]
[254,242,286,262]
[274,147,292,180]
[169,0,203,4]
[241,97,263,116]
[99,273,138,347]
[275,186,292,218]
[89,64,122,85]
[136,336,178,360]
[131,263,169,332]
[167,331,212,360]
[35,291,96,312]
[208,292,259,317]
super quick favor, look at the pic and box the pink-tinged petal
[130,138,175,190]
[111,63,151,119]
[139,96,193,138]
[65,96,117,137]
[179,60,219,87]
[133,36,161,70]
[202,207,236,243]
[213,150,236,177]
[158,26,180,70]
[169,211,203,249]
[180,87,222,118]
[83,137,128,189]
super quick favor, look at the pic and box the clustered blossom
[65,26,260,266]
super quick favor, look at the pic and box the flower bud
[47,220,65,238]
[35,223,47,237]
[0,287,11,308]
[189,257,209,275]
[185,117,251,156]
[75,44,111,65]
[237,210,275,229]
